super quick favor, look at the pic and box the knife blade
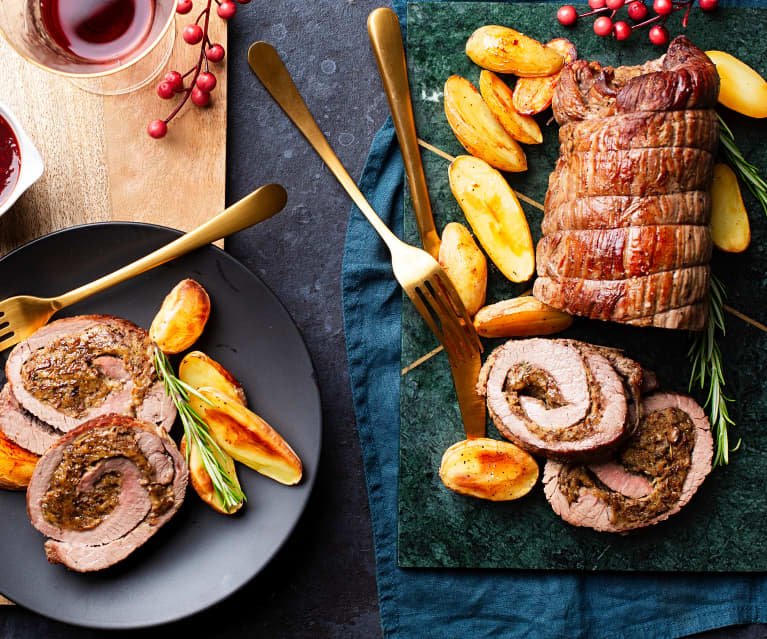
[448,348,486,439]
[367,7,441,260]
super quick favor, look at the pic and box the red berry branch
[557,0,717,45]
[147,0,250,139]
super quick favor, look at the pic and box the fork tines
[408,272,480,362]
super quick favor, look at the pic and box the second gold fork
[247,41,480,363]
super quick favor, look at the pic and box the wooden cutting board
[0,14,227,606]
[0,14,227,258]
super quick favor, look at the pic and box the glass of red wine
[0,0,176,95]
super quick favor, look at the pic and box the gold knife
[367,7,441,260]
[367,7,486,439]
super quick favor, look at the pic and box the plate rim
[0,221,323,629]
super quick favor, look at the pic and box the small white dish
[0,102,44,217]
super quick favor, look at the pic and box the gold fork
[0,183,288,352]
[367,8,486,439]
[247,42,480,363]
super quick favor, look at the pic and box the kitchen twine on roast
[401,140,767,376]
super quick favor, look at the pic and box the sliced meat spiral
[2,315,176,456]
[26,414,188,572]
[477,339,628,462]
[0,385,59,456]
[543,392,712,532]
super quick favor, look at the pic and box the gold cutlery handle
[55,183,288,309]
[367,8,440,260]
[247,42,401,251]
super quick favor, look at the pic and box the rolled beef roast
[543,392,712,532]
[476,339,655,462]
[533,37,719,330]
[1,315,176,455]
[27,414,188,572]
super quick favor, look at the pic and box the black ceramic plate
[0,223,322,629]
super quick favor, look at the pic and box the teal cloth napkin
[341,3,767,636]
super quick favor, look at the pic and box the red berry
[593,16,613,36]
[699,0,717,10]
[176,0,192,14]
[613,20,631,40]
[589,0,606,8]
[236,0,251,3]
[627,1,648,20]
[191,86,211,107]
[557,5,578,26]
[217,1,236,19]
[147,120,167,139]
[164,71,183,90]
[206,43,225,62]
[649,24,669,45]
[183,24,203,44]
[606,0,624,9]
[196,72,217,92]
[157,81,175,99]
[653,0,672,14]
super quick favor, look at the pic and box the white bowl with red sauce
[0,103,44,217]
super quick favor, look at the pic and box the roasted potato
[438,222,488,316]
[707,51,767,118]
[0,428,38,490]
[711,163,751,253]
[150,279,211,354]
[439,438,539,501]
[449,155,535,283]
[473,296,573,337]
[444,75,527,173]
[190,387,302,486]
[512,38,577,115]
[466,25,564,77]
[179,351,247,406]
[181,434,244,514]
[479,71,542,145]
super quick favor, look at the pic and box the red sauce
[40,0,155,63]
[0,115,20,206]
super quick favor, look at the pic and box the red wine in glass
[40,0,155,63]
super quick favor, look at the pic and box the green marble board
[399,1,767,571]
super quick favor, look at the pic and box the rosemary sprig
[688,275,740,467]
[154,347,246,512]
[718,113,767,216]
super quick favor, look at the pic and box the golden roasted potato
[449,155,535,282]
[512,38,577,115]
[439,438,539,501]
[181,434,244,514]
[473,296,573,337]
[0,428,38,491]
[479,71,542,145]
[466,25,564,77]
[190,387,302,486]
[179,351,247,406]
[150,279,211,354]
[444,75,527,173]
[438,222,488,316]
[707,51,767,118]
[711,163,751,253]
